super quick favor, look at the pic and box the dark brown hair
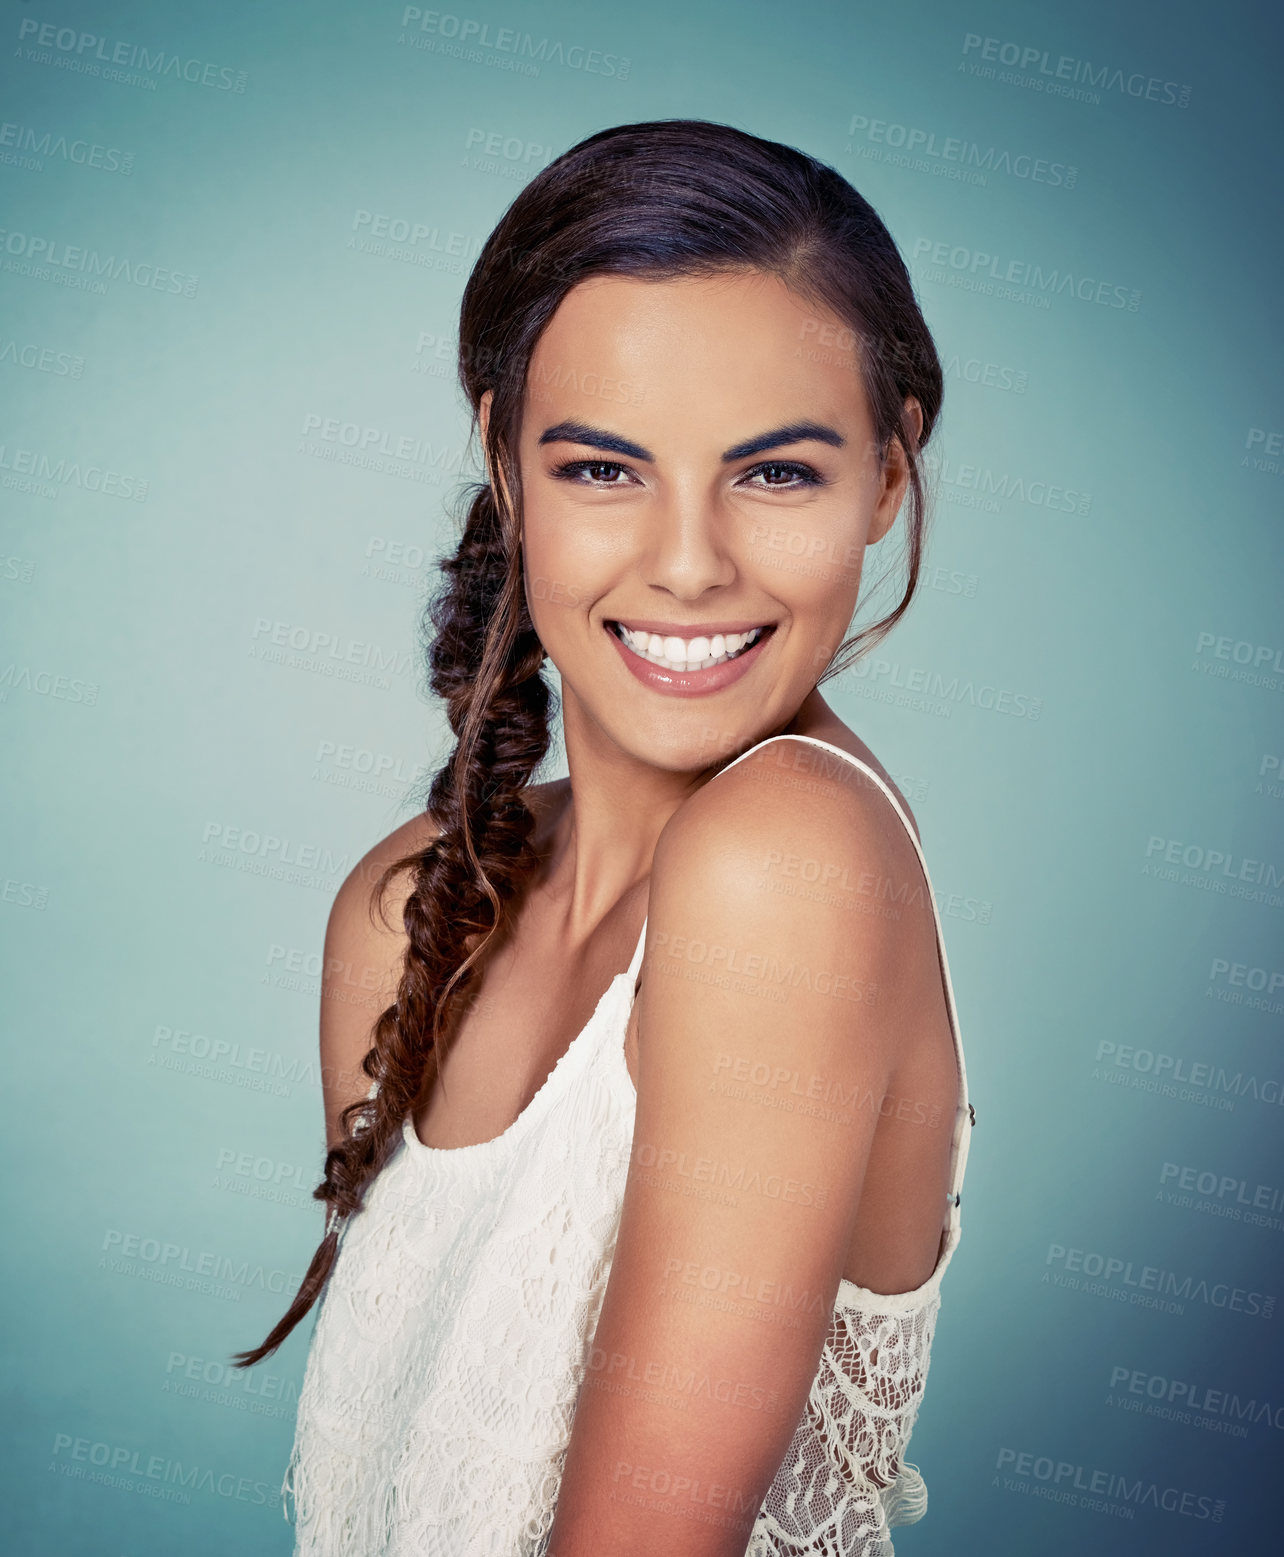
[235,118,943,1366]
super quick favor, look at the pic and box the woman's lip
[606,622,775,698]
[608,618,775,637]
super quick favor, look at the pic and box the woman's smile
[605,618,777,696]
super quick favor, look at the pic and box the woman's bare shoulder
[667,716,922,861]
[332,810,439,938]
[318,810,442,1144]
[782,714,923,844]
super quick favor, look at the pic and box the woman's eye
[550,458,825,489]
[552,459,632,485]
[743,461,825,488]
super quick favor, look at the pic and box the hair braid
[233,483,551,1366]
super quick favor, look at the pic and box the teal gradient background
[3,1,1282,1552]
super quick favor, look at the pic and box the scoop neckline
[401,970,635,1162]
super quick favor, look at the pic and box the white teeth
[612,624,766,672]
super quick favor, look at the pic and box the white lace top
[285,734,975,1556]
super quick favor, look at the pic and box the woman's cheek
[523,503,623,619]
[522,519,594,643]
[743,500,865,578]
[525,567,595,618]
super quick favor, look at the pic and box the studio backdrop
[3,1,1282,1553]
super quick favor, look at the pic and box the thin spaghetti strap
[705,733,975,1205]
[626,915,647,984]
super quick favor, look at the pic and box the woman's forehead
[538,270,847,348]
[524,272,867,436]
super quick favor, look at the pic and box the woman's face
[486,268,918,773]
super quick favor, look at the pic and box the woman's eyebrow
[536,418,846,462]
[722,421,846,460]
[538,420,652,459]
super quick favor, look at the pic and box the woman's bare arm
[546,742,943,1556]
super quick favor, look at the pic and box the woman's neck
[533,687,834,946]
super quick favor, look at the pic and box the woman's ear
[478,390,515,517]
[868,396,923,545]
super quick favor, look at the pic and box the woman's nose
[637,489,738,600]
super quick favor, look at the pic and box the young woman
[236,119,975,1557]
